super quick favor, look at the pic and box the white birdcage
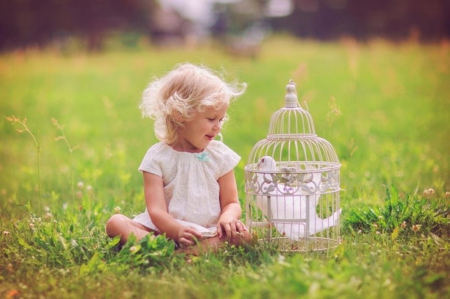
[244,80,341,252]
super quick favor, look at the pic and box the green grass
[1,35,449,298]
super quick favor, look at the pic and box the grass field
[1,35,449,298]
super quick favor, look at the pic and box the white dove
[255,156,341,240]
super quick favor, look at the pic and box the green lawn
[1,35,449,298]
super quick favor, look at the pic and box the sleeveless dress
[133,140,240,236]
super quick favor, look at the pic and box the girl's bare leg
[106,214,156,244]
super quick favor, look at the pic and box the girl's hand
[177,226,203,247]
[217,214,247,241]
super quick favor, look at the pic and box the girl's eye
[207,117,224,123]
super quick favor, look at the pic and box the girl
[106,63,252,253]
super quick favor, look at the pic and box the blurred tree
[269,0,450,41]
[0,0,156,51]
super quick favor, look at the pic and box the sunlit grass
[1,35,449,298]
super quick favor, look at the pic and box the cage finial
[285,80,298,108]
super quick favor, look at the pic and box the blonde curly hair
[139,63,246,145]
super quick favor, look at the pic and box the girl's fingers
[215,220,247,241]
[180,236,195,246]
[216,224,223,238]
[186,227,202,239]
[180,227,201,242]
[222,223,231,239]
[231,222,238,239]
[179,230,201,247]
[233,221,246,239]
[237,220,248,233]
[235,220,241,232]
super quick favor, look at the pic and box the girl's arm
[217,169,247,240]
[143,171,202,246]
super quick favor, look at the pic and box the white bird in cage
[256,156,341,240]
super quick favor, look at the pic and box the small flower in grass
[70,239,79,248]
[376,231,380,234]
[75,191,83,198]
[401,221,407,229]
[373,223,378,228]
[77,181,84,189]
[445,191,450,198]
[29,223,35,230]
[423,188,435,197]
[129,246,138,253]
[44,206,50,212]
[3,231,10,236]
[114,206,122,214]
[357,230,362,234]
[411,224,422,232]
[86,185,93,192]
[44,212,52,220]
[277,255,286,264]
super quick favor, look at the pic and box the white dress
[133,140,240,236]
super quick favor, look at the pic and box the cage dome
[244,80,341,252]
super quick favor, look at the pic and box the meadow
[0,35,449,298]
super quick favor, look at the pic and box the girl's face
[173,105,228,153]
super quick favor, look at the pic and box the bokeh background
[1,0,449,52]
